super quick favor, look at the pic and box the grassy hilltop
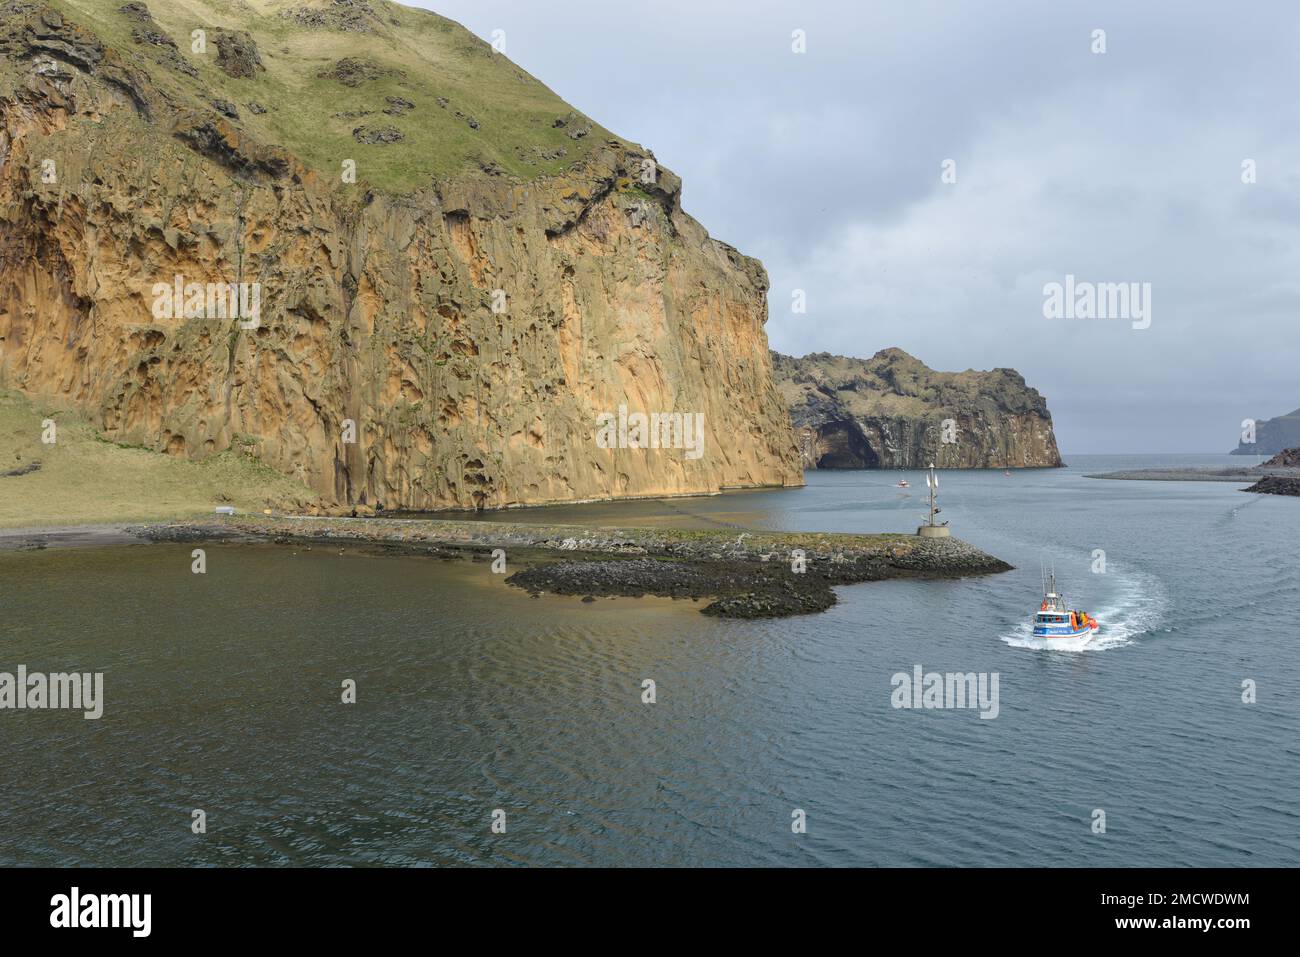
[42,0,626,193]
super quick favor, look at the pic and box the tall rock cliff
[774,348,1062,469]
[0,0,801,509]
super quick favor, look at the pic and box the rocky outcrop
[1242,476,1300,496]
[1261,447,1300,468]
[774,348,1062,469]
[212,29,263,79]
[0,1,801,509]
[135,514,1013,619]
[1231,408,1300,456]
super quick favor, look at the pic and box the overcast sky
[418,0,1299,454]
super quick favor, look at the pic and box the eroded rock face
[0,4,801,509]
[774,349,1062,469]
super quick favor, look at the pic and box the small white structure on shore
[917,464,950,537]
[214,506,236,516]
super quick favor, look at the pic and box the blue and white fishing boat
[1032,568,1099,647]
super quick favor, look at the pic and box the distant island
[1230,407,1300,455]
[772,348,1062,469]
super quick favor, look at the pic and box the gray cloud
[420,0,1300,453]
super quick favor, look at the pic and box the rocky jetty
[773,348,1062,469]
[129,515,1013,619]
[1261,447,1300,468]
[1239,447,1300,496]
[1241,476,1300,497]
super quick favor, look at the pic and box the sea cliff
[773,348,1062,469]
[0,1,801,510]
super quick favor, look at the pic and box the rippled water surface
[1,455,1297,866]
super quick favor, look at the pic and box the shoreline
[0,523,145,550]
[1,515,1013,619]
[1084,466,1300,483]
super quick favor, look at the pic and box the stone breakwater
[131,516,1013,619]
[1085,465,1300,496]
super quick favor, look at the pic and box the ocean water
[0,455,1296,866]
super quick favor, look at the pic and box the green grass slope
[46,0,627,193]
[0,390,315,526]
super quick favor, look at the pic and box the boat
[1032,567,1099,646]
[896,471,909,488]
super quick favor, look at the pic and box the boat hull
[1032,622,1099,649]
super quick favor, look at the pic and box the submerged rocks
[504,530,1011,618]
[507,557,838,619]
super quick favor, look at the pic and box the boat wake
[1001,567,1169,653]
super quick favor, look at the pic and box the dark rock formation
[382,95,414,116]
[317,56,398,87]
[774,348,1062,469]
[1242,476,1300,496]
[117,3,152,22]
[352,124,402,144]
[1262,447,1300,468]
[213,29,263,79]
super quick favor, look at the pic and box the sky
[416,0,1300,454]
